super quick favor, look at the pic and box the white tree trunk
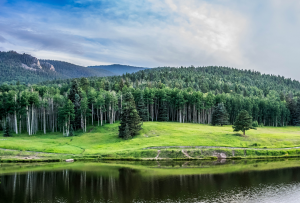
[43,108,46,134]
[14,95,18,134]
[27,106,31,135]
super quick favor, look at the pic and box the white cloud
[1,0,300,80]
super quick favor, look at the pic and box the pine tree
[158,101,168,121]
[212,103,229,126]
[119,92,142,139]
[295,97,300,126]
[232,110,256,135]
[119,79,124,91]
[68,80,81,129]
[287,97,297,126]
[136,94,148,121]
[80,77,89,93]
[3,121,11,137]
[123,124,131,140]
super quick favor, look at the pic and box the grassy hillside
[1,122,300,155]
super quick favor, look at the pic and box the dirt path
[155,150,161,159]
[143,146,300,151]
[181,150,192,158]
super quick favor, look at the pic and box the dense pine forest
[1,66,300,138]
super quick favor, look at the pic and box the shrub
[233,150,245,156]
[252,121,259,127]
[246,150,256,156]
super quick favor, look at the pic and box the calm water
[1,160,300,203]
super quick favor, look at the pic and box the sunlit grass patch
[0,122,300,155]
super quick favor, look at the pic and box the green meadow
[0,122,300,156]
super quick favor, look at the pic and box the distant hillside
[41,60,114,79]
[88,64,147,75]
[0,51,115,84]
[0,51,60,84]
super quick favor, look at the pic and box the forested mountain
[1,66,300,137]
[0,51,60,84]
[88,64,147,75]
[0,51,114,84]
[40,60,114,79]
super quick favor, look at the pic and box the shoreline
[2,146,300,163]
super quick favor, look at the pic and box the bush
[252,121,259,127]
[233,150,245,156]
[256,150,268,156]
[246,150,256,156]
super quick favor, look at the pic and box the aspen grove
[0,81,295,137]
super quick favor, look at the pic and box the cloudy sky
[0,0,300,79]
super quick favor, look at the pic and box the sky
[1,0,300,80]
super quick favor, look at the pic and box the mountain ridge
[0,50,148,84]
[88,64,147,75]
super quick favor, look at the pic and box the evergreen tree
[295,97,300,126]
[287,97,298,126]
[68,80,81,129]
[158,101,168,121]
[119,92,142,139]
[123,124,131,140]
[3,120,11,137]
[80,77,89,93]
[212,103,229,126]
[232,110,256,135]
[136,94,148,121]
[119,79,124,91]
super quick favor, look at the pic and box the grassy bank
[0,122,300,160]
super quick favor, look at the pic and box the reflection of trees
[1,166,300,202]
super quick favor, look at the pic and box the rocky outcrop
[14,53,56,72]
[20,53,43,70]
[21,63,37,71]
[40,61,55,71]
[213,152,227,159]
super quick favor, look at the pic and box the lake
[1,159,300,202]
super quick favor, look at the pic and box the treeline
[42,66,300,96]
[1,74,300,137]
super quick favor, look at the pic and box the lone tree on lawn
[3,121,11,137]
[123,124,131,140]
[212,103,229,126]
[119,92,142,139]
[232,110,256,135]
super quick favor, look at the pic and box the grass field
[0,122,300,156]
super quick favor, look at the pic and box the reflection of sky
[1,0,300,80]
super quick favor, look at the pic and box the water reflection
[0,160,300,203]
